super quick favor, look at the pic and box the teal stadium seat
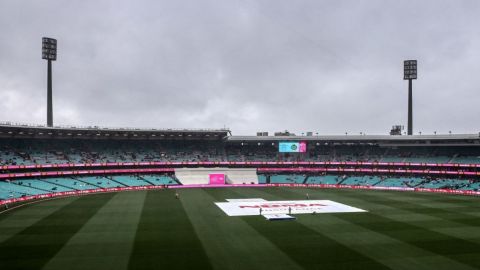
[270,175,305,184]
[305,175,340,185]
[110,176,151,187]
[140,175,177,185]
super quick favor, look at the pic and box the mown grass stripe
[0,193,116,270]
[335,211,480,268]
[207,187,390,270]
[180,188,303,270]
[128,190,213,270]
[352,190,480,224]
[347,191,480,227]
[243,214,390,270]
[320,189,480,243]
[42,191,147,270]
[0,197,79,243]
[275,187,478,270]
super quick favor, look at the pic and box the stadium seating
[139,175,177,185]
[2,139,480,165]
[42,178,98,190]
[1,138,479,201]
[0,181,45,196]
[257,174,267,184]
[1,174,479,200]
[13,179,73,192]
[341,176,383,186]
[462,181,480,191]
[270,174,306,184]
[305,175,341,184]
[374,177,423,188]
[109,176,151,187]
[416,179,471,189]
[77,176,124,188]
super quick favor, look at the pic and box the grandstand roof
[227,134,480,147]
[1,122,479,146]
[0,122,230,140]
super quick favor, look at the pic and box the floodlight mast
[42,37,57,127]
[404,60,417,135]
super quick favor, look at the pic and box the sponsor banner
[215,200,366,216]
[209,174,225,185]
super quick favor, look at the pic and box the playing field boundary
[1,183,478,206]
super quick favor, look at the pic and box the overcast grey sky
[0,0,479,135]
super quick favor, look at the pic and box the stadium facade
[1,122,480,205]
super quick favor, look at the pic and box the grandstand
[0,123,479,201]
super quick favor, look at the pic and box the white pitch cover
[215,200,367,217]
[263,214,296,220]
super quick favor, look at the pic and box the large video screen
[279,142,307,153]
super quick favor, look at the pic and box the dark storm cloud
[1,0,479,135]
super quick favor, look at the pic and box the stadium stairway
[138,176,156,185]
[42,178,97,190]
[72,177,104,189]
[77,176,123,188]
[110,176,151,187]
[139,175,178,185]
[39,178,82,191]
[0,181,46,196]
[14,179,73,193]
[104,176,129,187]
[336,176,348,185]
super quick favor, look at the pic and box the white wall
[174,167,258,185]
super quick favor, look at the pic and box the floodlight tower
[42,37,57,127]
[404,60,417,135]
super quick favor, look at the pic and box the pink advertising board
[209,174,225,185]
[299,142,307,152]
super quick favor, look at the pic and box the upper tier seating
[2,139,480,165]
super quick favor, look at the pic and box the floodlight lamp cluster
[403,60,417,80]
[42,37,57,61]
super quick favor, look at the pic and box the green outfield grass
[1,187,479,270]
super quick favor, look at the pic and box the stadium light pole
[42,37,57,127]
[404,60,417,135]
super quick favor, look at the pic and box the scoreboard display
[279,142,307,153]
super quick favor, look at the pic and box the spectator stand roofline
[0,121,231,140]
[228,135,480,147]
[1,121,479,145]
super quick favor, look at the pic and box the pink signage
[209,174,225,185]
[299,142,307,152]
